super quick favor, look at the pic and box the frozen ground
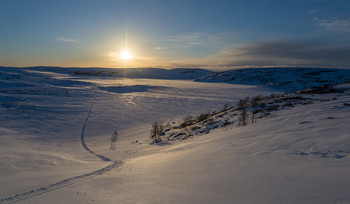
[0,67,349,203]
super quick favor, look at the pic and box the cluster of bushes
[146,84,348,144]
[150,121,164,143]
[149,103,237,143]
[179,103,234,128]
[149,93,285,142]
[236,95,269,126]
[298,84,345,94]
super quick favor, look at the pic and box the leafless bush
[221,103,232,112]
[190,126,201,131]
[250,95,264,123]
[237,97,250,110]
[237,97,250,126]
[180,115,195,128]
[150,122,164,142]
[237,108,248,127]
[196,112,211,122]
[265,93,281,99]
[110,130,118,150]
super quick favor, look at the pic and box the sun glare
[120,50,132,60]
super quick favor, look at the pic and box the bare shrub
[180,115,195,128]
[150,122,164,142]
[237,108,248,126]
[237,97,250,126]
[190,126,201,131]
[196,112,211,122]
[111,130,118,150]
[237,97,250,110]
[221,103,232,112]
[265,93,280,99]
[221,119,232,127]
[250,95,264,123]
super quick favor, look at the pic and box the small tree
[250,95,263,123]
[237,97,250,110]
[111,130,118,150]
[238,107,248,126]
[196,112,210,122]
[180,115,195,128]
[150,122,164,142]
[221,103,231,112]
[237,97,250,127]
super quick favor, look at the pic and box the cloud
[107,52,119,59]
[107,39,350,69]
[307,9,319,14]
[155,46,165,50]
[57,37,80,43]
[160,40,350,69]
[315,18,350,33]
[165,32,234,49]
[202,40,350,68]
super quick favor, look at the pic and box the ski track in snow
[80,98,112,162]
[0,161,123,204]
[0,96,124,203]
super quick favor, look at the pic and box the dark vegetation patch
[298,84,346,94]
[296,150,348,159]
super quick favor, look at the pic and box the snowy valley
[1,66,350,203]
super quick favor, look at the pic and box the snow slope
[0,67,350,203]
[13,83,350,204]
[0,67,275,202]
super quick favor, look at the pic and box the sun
[119,50,132,60]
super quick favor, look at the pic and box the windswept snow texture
[1,66,350,204]
[198,67,350,92]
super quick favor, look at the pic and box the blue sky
[1,0,350,69]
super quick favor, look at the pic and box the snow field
[1,67,349,203]
[20,88,350,204]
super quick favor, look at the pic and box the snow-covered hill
[12,66,214,80]
[0,66,350,203]
[197,67,350,92]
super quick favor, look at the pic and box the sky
[1,0,350,69]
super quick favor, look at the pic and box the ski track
[81,98,112,162]
[0,96,124,203]
[0,161,123,204]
